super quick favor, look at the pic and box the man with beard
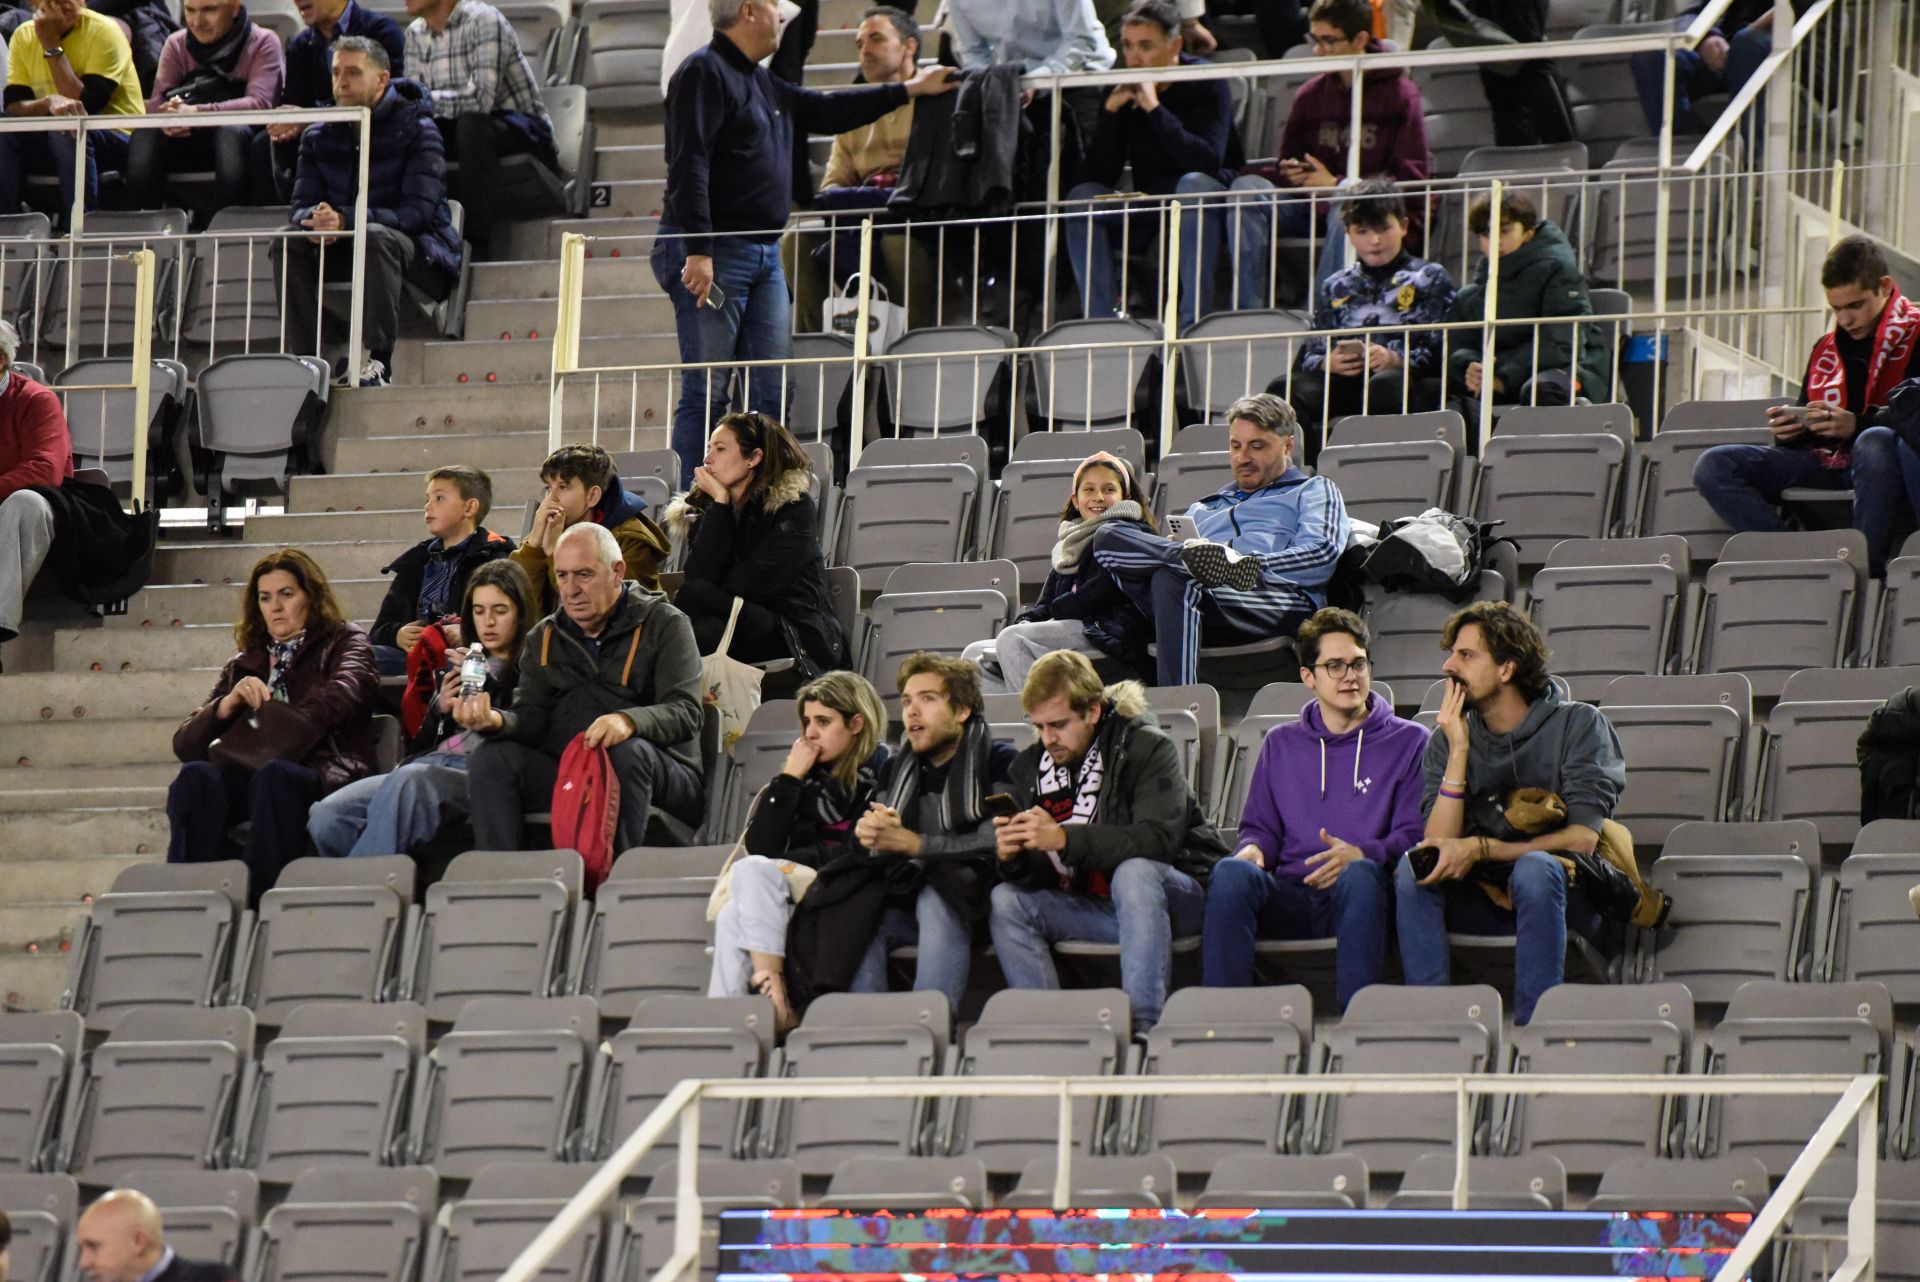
[1394,601,1625,1025]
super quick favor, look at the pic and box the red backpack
[551,733,620,889]
[401,625,454,740]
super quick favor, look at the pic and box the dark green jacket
[491,582,703,772]
[999,683,1227,891]
[1447,219,1609,399]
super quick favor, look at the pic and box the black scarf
[171,7,253,101]
[880,714,991,833]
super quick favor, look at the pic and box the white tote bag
[821,273,908,355]
[702,598,764,754]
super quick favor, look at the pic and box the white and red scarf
[1804,285,1920,468]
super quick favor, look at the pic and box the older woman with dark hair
[168,548,380,887]
[669,411,846,676]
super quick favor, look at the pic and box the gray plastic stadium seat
[1180,310,1308,421]
[577,0,669,108]
[410,996,600,1178]
[1819,822,1920,1003]
[1152,450,1231,520]
[709,699,799,841]
[1691,531,1868,697]
[610,448,678,516]
[0,212,53,340]
[1029,317,1161,430]
[573,864,713,1021]
[860,589,1011,708]
[428,1162,608,1282]
[1014,425,1152,468]
[498,0,572,82]
[1409,42,1496,176]
[238,855,414,1028]
[1388,1152,1566,1210]
[818,1156,989,1210]
[1871,532,1920,665]
[1142,682,1218,803]
[617,1159,800,1280]
[1169,422,1230,453]
[180,206,292,347]
[590,995,776,1173]
[40,210,189,352]
[1527,535,1689,700]
[1003,1153,1179,1209]
[238,1001,424,1182]
[0,1012,81,1174]
[943,989,1133,1176]
[859,435,994,549]
[763,992,950,1175]
[989,457,1093,587]
[1753,699,1884,848]
[1363,542,1515,701]
[255,1165,438,1282]
[119,1169,257,1269]
[880,326,1016,438]
[195,353,328,500]
[1663,398,1791,434]
[1330,409,1470,451]
[1426,143,1589,284]
[64,1006,253,1184]
[1603,670,1753,720]
[1314,438,1458,528]
[1588,1154,1768,1212]
[1783,1190,1920,1282]
[1469,432,1627,563]
[408,849,583,1023]
[1628,422,1773,559]
[1498,402,1634,444]
[834,463,978,585]
[1128,986,1313,1168]
[1500,983,1693,1176]
[1695,980,1893,1169]
[1632,821,1819,1003]
[1214,681,1314,831]
[1196,1153,1367,1208]
[1562,25,1656,165]
[1779,666,1920,706]
[884,559,1020,599]
[64,860,249,1034]
[1589,141,1728,290]
[780,332,855,447]
[0,1172,78,1282]
[54,357,187,488]
[1601,703,1746,846]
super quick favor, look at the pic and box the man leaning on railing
[0,0,143,222]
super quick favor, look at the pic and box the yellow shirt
[822,99,914,190]
[7,10,143,120]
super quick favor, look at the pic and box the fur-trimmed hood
[1104,679,1149,721]
[664,465,812,538]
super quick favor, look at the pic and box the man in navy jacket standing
[652,0,956,484]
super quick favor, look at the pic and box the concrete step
[818,0,865,29]
[330,431,551,476]
[0,762,182,809]
[244,506,528,545]
[470,255,661,303]
[589,113,664,148]
[291,468,544,513]
[0,953,71,1011]
[53,624,239,673]
[592,143,666,182]
[586,179,668,221]
[0,718,181,768]
[153,538,412,585]
[0,903,88,950]
[0,806,170,857]
[546,216,656,257]
[419,334,679,386]
[0,671,216,723]
[104,578,387,629]
[466,293,676,341]
[2,855,155,901]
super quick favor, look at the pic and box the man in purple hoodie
[1201,607,1427,1009]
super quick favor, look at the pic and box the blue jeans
[1063,173,1222,330]
[1691,427,1920,575]
[1630,18,1773,132]
[372,644,410,678]
[1201,855,1391,1011]
[849,883,973,1016]
[1393,849,1601,1025]
[649,226,791,485]
[1221,176,1349,312]
[0,127,130,222]
[1090,519,1313,686]
[307,750,473,858]
[988,857,1206,1028]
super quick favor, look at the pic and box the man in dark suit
[75,1190,238,1282]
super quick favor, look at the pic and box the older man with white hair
[459,521,706,850]
[0,320,73,670]
[75,1189,237,1282]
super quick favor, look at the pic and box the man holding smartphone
[1692,234,1920,577]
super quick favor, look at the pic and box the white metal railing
[498,1070,1881,1282]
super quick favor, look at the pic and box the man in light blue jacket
[1092,392,1350,686]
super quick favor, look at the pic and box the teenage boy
[1201,607,1427,1010]
[514,443,671,610]
[369,463,513,675]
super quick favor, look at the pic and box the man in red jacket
[0,320,75,667]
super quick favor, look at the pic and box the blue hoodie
[1188,467,1350,610]
[1236,692,1430,884]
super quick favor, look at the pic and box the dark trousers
[0,128,129,222]
[675,577,788,661]
[247,128,301,204]
[275,222,452,359]
[167,758,322,894]
[467,735,705,852]
[441,112,549,252]
[125,124,258,226]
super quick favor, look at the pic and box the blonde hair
[1020,649,1106,715]
[795,670,887,791]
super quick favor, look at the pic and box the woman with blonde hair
[709,669,890,1028]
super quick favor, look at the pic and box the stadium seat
[1587,1154,1768,1212]
[1214,680,1313,831]
[1564,26,1659,165]
[1151,448,1232,519]
[119,1169,257,1270]
[1782,1172,1920,1282]
[1409,40,1498,177]
[1497,402,1634,443]
[817,1156,989,1210]
[1028,317,1161,431]
[1469,431,1628,564]
[590,995,777,1172]
[1627,421,1773,559]
[616,1159,800,1280]
[40,210,188,352]
[1589,139,1730,289]
[1388,1152,1567,1210]
[410,996,601,1178]
[1363,541,1515,704]
[1426,142,1590,284]
[0,1172,78,1282]
[238,1001,424,1182]
[64,1005,253,1184]
[1661,398,1790,434]
[427,1161,610,1282]
[1871,532,1920,665]
[64,859,249,1034]
[237,854,415,1029]
[834,463,979,586]
[610,447,678,515]
[1600,694,1748,846]
[1002,1153,1179,1209]
[195,353,329,503]
[781,332,856,449]
[254,1165,438,1282]
[1817,821,1920,1003]
[1314,424,1460,527]
[1194,1153,1368,1208]
[179,206,292,348]
[879,325,1017,439]
[860,588,1012,710]
[1693,529,1869,697]
[708,699,799,841]
[1329,408,1469,450]
[1143,682,1219,804]
[1527,535,1689,700]
[1633,820,1820,1003]
[497,82,592,217]
[408,849,583,1023]
[0,212,53,341]
[574,862,714,1022]
[576,0,670,109]
[1179,309,1310,422]
[54,357,187,492]
[1753,697,1885,848]
[0,1011,82,1174]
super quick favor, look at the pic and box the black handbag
[208,700,324,774]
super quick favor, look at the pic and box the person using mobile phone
[1693,234,1920,579]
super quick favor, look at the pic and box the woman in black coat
[669,411,845,676]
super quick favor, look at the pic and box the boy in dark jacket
[989,650,1226,1028]
[369,464,512,675]
[278,36,463,387]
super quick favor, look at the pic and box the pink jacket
[147,24,284,112]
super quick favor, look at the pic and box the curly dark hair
[898,651,985,721]
[1441,601,1551,702]
[235,549,350,653]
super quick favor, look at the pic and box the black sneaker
[1181,540,1261,592]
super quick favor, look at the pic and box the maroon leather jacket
[173,623,381,795]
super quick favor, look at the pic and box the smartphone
[1165,514,1200,542]
[1334,339,1367,359]
[1770,404,1813,424]
[1405,844,1440,881]
[985,793,1023,820]
[702,282,727,310]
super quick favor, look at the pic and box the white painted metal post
[661,1102,702,1282]
[1451,1079,1472,1212]
[127,249,155,515]
[548,231,587,451]
[1052,1082,1074,1210]
[848,216,876,470]
[1159,201,1183,460]
[346,104,373,375]
[1478,179,1503,456]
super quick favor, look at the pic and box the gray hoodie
[1419,682,1625,835]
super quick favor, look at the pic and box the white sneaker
[356,357,391,388]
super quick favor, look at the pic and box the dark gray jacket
[1419,681,1625,834]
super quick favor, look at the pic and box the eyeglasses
[1312,658,1371,678]
[1307,32,1355,48]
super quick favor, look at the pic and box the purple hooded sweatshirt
[1236,692,1429,883]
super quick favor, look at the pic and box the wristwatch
[43,46,64,57]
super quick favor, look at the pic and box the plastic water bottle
[459,648,489,699]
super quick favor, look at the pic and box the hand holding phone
[985,792,1023,820]
[1405,844,1440,881]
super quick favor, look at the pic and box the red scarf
[1804,285,1920,468]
